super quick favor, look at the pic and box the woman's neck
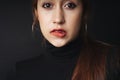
[44,37,83,60]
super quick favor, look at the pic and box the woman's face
[36,0,83,47]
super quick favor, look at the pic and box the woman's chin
[49,39,68,48]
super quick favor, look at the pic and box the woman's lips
[50,29,66,38]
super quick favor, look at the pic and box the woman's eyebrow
[39,0,55,2]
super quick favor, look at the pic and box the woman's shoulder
[92,40,120,79]
[89,39,119,51]
[16,54,44,69]
[88,39,119,66]
[91,40,119,61]
[93,40,119,54]
[16,54,45,79]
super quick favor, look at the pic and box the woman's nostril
[53,19,65,24]
[53,15,65,24]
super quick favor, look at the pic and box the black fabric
[15,39,120,80]
[45,37,82,60]
[16,38,82,80]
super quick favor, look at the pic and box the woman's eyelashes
[42,2,77,10]
[42,2,53,9]
[64,2,77,9]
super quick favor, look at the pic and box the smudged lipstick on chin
[50,29,67,38]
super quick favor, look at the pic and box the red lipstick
[50,29,66,38]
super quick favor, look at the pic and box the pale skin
[35,0,83,47]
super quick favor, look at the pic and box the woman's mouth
[50,29,67,38]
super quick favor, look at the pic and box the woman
[16,0,120,80]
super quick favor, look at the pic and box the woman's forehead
[38,0,80,2]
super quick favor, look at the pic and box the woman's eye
[64,3,77,9]
[42,3,53,9]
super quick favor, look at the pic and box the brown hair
[32,0,109,80]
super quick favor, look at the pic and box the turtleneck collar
[44,37,83,60]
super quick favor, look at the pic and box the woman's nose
[53,8,65,25]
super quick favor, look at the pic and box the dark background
[0,0,120,79]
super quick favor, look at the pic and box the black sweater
[15,39,120,80]
[16,38,82,80]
